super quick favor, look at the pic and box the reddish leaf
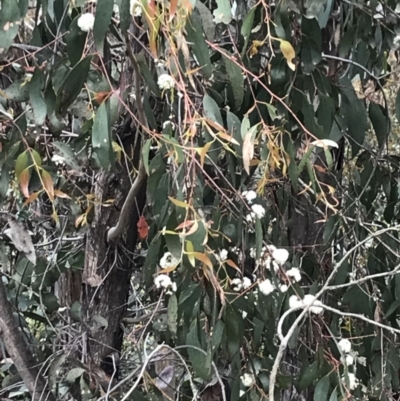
[23,191,39,206]
[19,167,30,198]
[54,189,71,199]
[137,215,149,240]
[41,170,54,201]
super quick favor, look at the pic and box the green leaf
[203,95,223,126]
[66,16,88,65]
[120,0,132,34]
[194,2,215,42]
[56,56,92,117]
[241,7,255,40]
[29,68,47,126]
[167,294,178,338]
[92,101,113,170]
[328,387,338,401]
[142,138,152,175]
[41,292,60,313]
[185,13,213,79]
[224,305,243,357]
[369,102,388,150]
[15,151,29,180]
[0,0,21,55]
[93,0,114,56]
[223,51,244,110]
[314,375,330,401]
[66,367,86,383]
[52,141,81,171]
[213,0,231,24]
[186,319,211,380]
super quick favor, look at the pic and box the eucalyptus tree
[1,0,400,400]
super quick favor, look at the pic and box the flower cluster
[231,277,252,291]
[77,13,95,32]
[241,190,257,204]
[157,74,175,90]
[245,204,266,222]
[289,294,324,314]
[154,274,177,294]
[159,252,179,269]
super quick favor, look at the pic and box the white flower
[239,390,245,397]
[245,212,255,222]
[232,278,243,291]
[289,295,303,309]
[158,74,175,90]
[286,267,301,282]
[242,310,248,319]
[342,373,358,390]
[311,139,339,149]
[271,248,289,265]
[130,0,142,16]
[154,274,177,293]
[279,284,288,293]
[242,190,257,204]
[219,249,228,262]
[251,204,265,219]
[266,244,276,253]
[258,279,275,296]
[240,373,255,387]
[242,277,252,290]
[77,13,95,32]
[159,252,179,269]
[338,338,352,354]
[249,247,256,258]
[154,274,172,289]
[341,354,354,366]
[303,294,324,314]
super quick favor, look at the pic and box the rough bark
[0,274,55,401]
[81,132,146,375]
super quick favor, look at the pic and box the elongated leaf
[41,169,54,201]
[19,167,30,198]
[120,0,132,34]
[314,375,330,401]
[15,151,29,180]
[223,51,244,110]
[142,139,152,175]
[203,95,223,126]
[29,68,47,126]
[185,13,213,79]
[93,0,114,56]
[92,101,113,170]
[369,102,389,149]
[56,56,92,117]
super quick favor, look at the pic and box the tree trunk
[81,131,146,376]
[0,274,55,401]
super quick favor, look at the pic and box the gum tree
[1,0,400,400]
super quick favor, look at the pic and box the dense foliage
[2,0,400,400]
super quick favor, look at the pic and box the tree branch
[107,34,148,243]
[0,274,55,401]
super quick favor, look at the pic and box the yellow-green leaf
[15,151,29,180]
[186,241,195,267]
[279,39,296,71]
[168,196,190,208]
